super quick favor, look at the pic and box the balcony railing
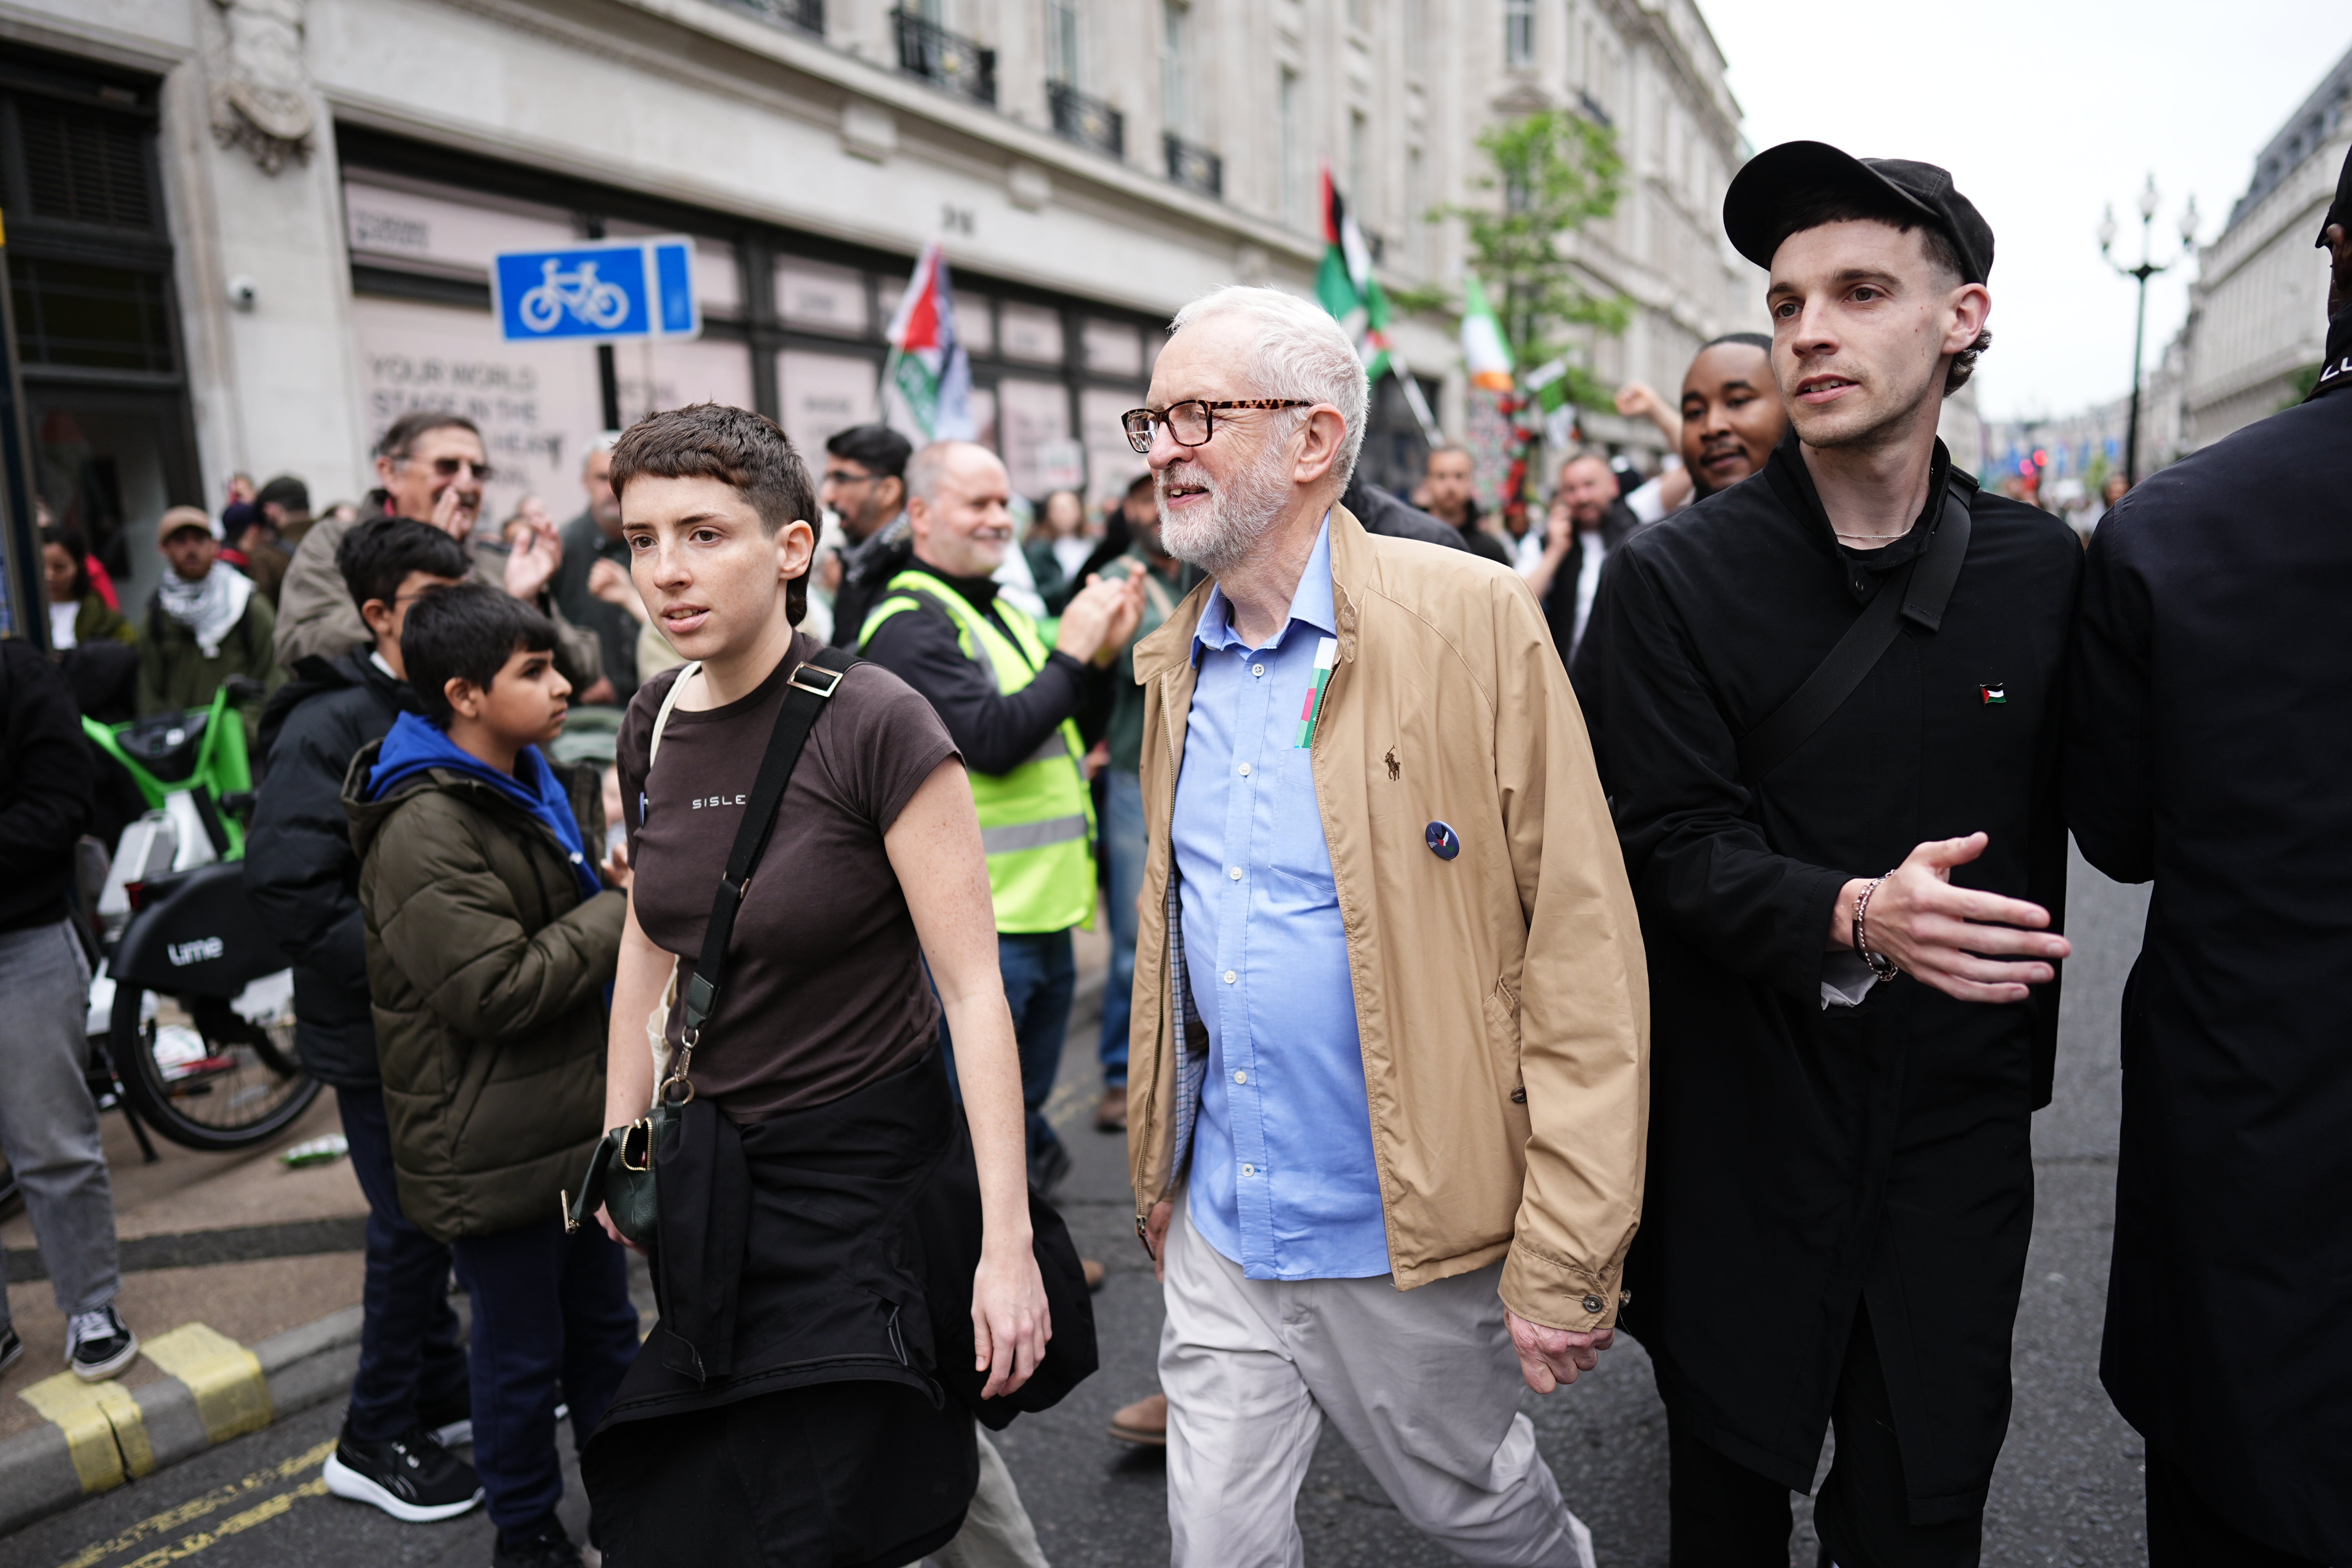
[1047,82,1124,159]
[892,9,996,107]
[1163,132,1222,199]
[726,0,824,34]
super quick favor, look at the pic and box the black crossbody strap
[677,646,859,1042]
[1737,483,1973,784]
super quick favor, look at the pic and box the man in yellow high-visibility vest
[860,441,1142,1194]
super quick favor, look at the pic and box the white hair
[1167,285,1370,487]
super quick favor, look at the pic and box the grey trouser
[0,918,120,1327]
[1160,1200,1597,1568]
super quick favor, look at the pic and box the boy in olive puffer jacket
[345,583,636,1568]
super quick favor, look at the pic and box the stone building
[2181,42,2350,449]
[0,0,1757,623]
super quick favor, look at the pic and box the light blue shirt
[1173,520,1388,1279]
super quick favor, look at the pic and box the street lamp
[2098,173,2198,486]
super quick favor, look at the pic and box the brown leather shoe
[1107,1392,1166,1446]
[1081,1257,1106,1291]
[1094,1085,1128,1132]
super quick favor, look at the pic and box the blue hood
[368,711,602,904]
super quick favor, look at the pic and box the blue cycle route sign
[490,236,701,343]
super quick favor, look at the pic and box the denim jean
[940,929,1076,1165]
[0,919,118,1329]
[336,1085,470,1442]
[447,1218,641,1536]
[1096,769,1146,1089]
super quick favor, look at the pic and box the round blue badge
[1425,821,1460,860]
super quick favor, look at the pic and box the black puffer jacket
[244,653,415,1088]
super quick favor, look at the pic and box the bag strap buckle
[788,662,846,699]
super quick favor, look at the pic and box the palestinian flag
[881,241,975,443]
[1314,165,1393,379]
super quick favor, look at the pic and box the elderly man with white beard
[1120,285,1649,1568]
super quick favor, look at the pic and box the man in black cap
[1595,142,2080,1564]
[2064,148,2352,1568]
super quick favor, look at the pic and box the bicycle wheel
[110,972,321,1152]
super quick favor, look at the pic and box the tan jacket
[1127,504,1649,1332]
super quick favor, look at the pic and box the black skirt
[583,1379,975,1567]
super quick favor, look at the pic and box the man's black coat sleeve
[1598,545,1849,1003]
[2064,512,2155,885]
[862,603,1097,776]
[0,641,93,890]
[244,695,371,993]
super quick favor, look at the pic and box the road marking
[139,1325,272,1445]
[18,1374,152,1494]
[113,1478,329,1568]
[53,1439,335,1568]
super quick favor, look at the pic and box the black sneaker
[323,1423,483,1523]
[493,1519,583,1568]
[66,1306,138,1381]
[0,1326,22,1378]
[418,1387,473,1448]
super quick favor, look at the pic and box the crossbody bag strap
[1736,483,1973,785]
[669,646,859,1089]
[646,660,702,768]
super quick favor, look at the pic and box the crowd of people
[0,136,2347,1568]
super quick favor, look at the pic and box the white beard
[1156,435,1294,576]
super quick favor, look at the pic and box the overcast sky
[1702,0,2352,422]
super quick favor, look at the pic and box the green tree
[1401,110,1633,408]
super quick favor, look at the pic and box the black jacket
[2064,316,2352,1560]
[553,511,639,699]
[243,652,416,1088]
[0,639,93,935]
[858,566,1101,777]
[1339,474,1472,554]
[1599,436,2078,1519]
[829,519,910,650]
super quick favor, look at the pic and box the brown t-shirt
[617,635,960,1122]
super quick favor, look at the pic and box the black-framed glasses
[1120,399,1311,455]
[407,456,495,482]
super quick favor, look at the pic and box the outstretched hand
[503,498,564,603]
[1507,1308,1614,1394]
[1834,832,2071,1004]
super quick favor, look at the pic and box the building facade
[1,0,1757,628]
[2181,42,2350,450]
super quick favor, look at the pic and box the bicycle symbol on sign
[517,258,631,333]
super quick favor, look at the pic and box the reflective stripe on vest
[859,569,1096,933]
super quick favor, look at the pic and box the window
[1505,0,1535,69]
[1045,0,1081,85]
[1405,0,1426,59]
[1278,67,1301,228]
[1161,1,1190,137]
[1347,0,1369,29]
[1405,144,1426,269]
[1348,109,1370,217]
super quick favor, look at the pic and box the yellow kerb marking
[19,1373,151,1494]
[53,1439,335,1568]
[139,1325,272,1445]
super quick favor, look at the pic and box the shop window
[777,259,871,336]
[776,348,882,456]
[1082,318,1141,377]
[615,338,757,425]
[996,377,1073,497]
[999,302,1064,365]
[1080,385,1145,504]
[343,176,576,278]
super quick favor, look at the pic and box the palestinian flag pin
[1980,682,2007,705]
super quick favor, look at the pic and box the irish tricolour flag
[881,241,976,443]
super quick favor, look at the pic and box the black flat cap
[2319,142,2352,246]
[1724,140,1994,285]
